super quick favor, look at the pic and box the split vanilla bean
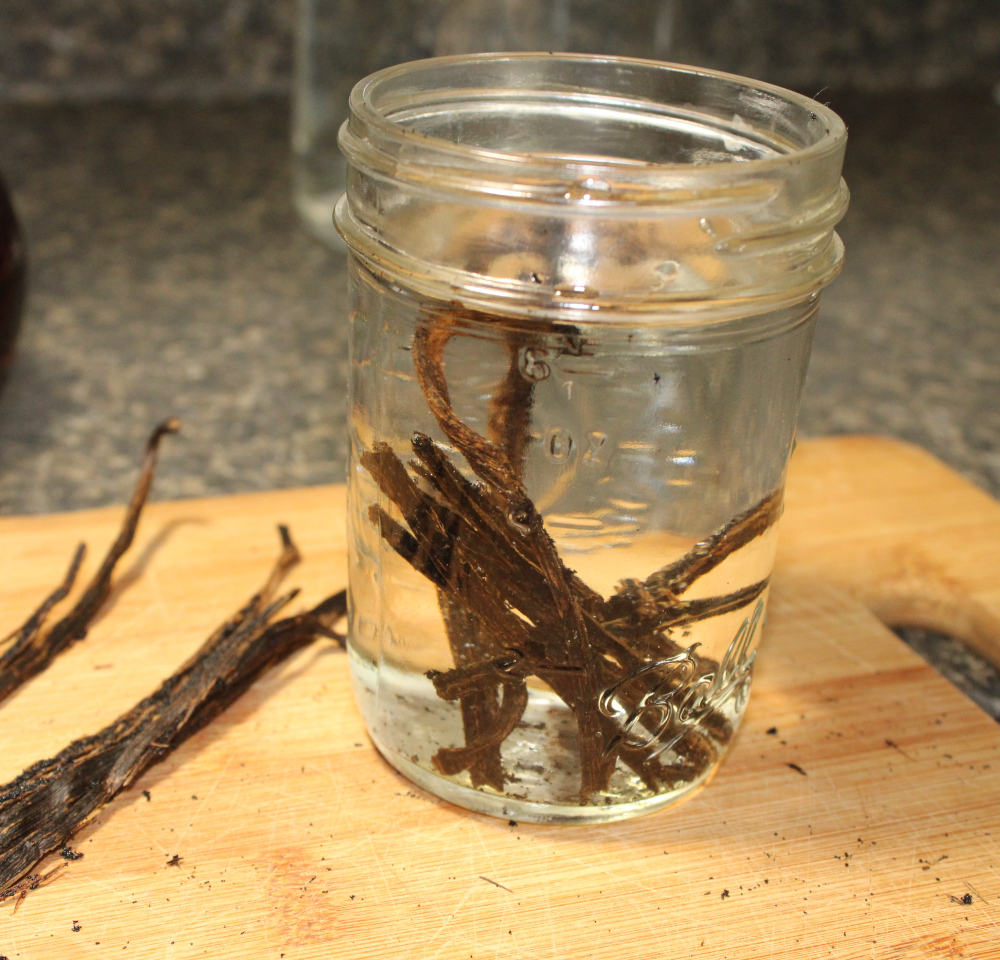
[0,527,347,892]
[0,418,180,704]
[362,305,781,801]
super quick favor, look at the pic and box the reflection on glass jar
[337,54,848,823]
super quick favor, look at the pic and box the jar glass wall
[336,54,848,823]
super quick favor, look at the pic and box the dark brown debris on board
[0,418,180,705]
[0,525,347,895]
[363,304,781,802]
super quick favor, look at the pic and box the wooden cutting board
[1,435,998,959]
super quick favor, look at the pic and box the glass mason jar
[336,54,848,824]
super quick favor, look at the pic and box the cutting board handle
[780,435,1000,669]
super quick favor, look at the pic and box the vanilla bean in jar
[336,54,848,824]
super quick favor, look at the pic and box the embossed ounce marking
[599,600,763,761]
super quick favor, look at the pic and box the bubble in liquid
[506,503,533,534]
[655,261,679,281]
[547,428,575,462]
[715,239,746,255]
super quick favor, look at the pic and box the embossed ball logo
[598,600,763,761]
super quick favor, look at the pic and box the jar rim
[337,53,848,323]
[345,52,847,199]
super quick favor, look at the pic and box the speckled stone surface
[0,101,349,512]
[1,0,998,101]
[0,0,294,101]
[798,89,1000,498]
[666,0,1000,92]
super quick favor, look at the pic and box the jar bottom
[371,738,718,825]
[350,646,727,825]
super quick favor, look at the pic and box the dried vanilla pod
[0,418,180,704]
[0,544,86,661]
[0,525,347,894]
[363,304,781,801]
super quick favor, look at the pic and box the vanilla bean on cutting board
[0,524,346,892]
[0,418,180,705]
[0,422,348,895]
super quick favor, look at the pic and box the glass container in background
[337,54,848,822]
[293,0,574,247]
[293,0,683,247]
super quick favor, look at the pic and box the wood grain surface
[0,435,997,959]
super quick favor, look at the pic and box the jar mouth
[343,53,846,205]
[337,54,848,322]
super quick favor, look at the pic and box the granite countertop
[0,101,349,509]
[0,89,998,715]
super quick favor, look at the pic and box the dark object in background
[0,170,26,391]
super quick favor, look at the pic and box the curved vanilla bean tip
[148,417,181,450]
[307,590,347,648]
[432,677,527,778]
[103,417,182,571]
[272,524,301,574]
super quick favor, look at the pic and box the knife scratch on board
[480,875,514,893]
